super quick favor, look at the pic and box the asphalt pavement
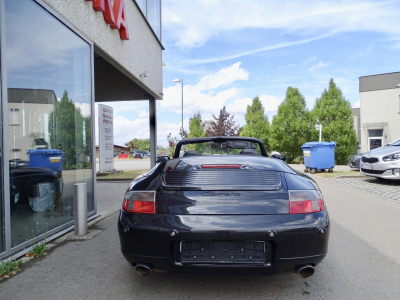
[1,175,400,299]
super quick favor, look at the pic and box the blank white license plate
[362,163,373,170]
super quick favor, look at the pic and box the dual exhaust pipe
[134,263,315,278]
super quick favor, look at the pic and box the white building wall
[360,88,400,152]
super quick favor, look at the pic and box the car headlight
[383,152,400,161]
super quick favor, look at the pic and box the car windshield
[179,140,261,157]
[389,139,400,146]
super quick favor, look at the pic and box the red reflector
[201,165,240,168]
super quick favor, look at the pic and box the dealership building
[358,72,400,152]
[0,0,163,259]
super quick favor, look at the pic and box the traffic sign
[315,124,321,130]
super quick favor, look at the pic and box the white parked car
[360,139,400,179]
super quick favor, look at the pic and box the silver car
[360,139,400,179]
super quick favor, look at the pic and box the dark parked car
[136,150,150,158]
[118,137,329,278]
[349,152,364,169]
[6,160,63,214]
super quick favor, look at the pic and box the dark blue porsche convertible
[118,137,330,278]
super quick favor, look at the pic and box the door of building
[368,129,384,151]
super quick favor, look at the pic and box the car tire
[304,168,309,173]
[310,169,316,174]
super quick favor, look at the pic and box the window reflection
[136,0,161,41]
[0,81,3,253]
[5,0,93,247]
[136,0,147,16]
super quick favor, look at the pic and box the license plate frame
[362,163,373,170]
[180,241,266,264]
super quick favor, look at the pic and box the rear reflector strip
[201,165,240,168]
[289,190,325,214]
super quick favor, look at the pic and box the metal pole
[181,79,183,139]
[74,183,87,235]
[149,95,157,168]
[319,125,322,142]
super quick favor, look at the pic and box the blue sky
[103,0,400,147]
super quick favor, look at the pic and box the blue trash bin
[27,149,63,172]
[301,142,336,173]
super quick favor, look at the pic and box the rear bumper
[118,211,330,275]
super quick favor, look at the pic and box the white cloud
[227,94,282,125]
[349,44,374,59]
[353,100,360,108]
[168,35,329,67]
[308,60,329,72]
[288,64,295,68]
[163,1,400,50]
[195,62,249,91]
[304,56,317,64]
[160,62,248,117]
[259,94,281,113]
[75,103,91,117]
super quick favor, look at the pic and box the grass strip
[313,170,361,178]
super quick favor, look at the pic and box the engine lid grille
[162,169,281,191]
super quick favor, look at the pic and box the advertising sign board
[98,104,114,171]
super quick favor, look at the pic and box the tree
[49,90,90,169]
[186,112,206,153]
[240,96,271,151]
[124,138,150,151]
[311,79,357,164]
[269,87,311,162]
[167,133,178,157]
[205,106,239,136]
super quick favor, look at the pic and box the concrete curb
[96,178,132,182]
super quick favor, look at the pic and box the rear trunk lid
[157,156,290,215]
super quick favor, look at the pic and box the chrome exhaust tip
[296,264,315,278]
[135,263,152,276]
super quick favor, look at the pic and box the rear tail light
[289,190,325,214]
[122,191,156,214]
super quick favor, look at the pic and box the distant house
[96,144,130,158]
[359,72,400,152]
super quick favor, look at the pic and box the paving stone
[97,181,129,216]
[331,177,400,201]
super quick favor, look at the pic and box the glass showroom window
[135,0,147,16]
[0,64,3,254]
[5,0,93,247]
[136,0,161,41]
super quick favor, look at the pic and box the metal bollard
[74,183,88,235]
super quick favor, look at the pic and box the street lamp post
[173,79,183,139]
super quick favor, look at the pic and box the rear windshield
[179,140,261,157]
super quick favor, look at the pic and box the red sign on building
[86,0,129,40]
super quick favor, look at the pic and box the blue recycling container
[27,149,63,172]
[301,142,336,171]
